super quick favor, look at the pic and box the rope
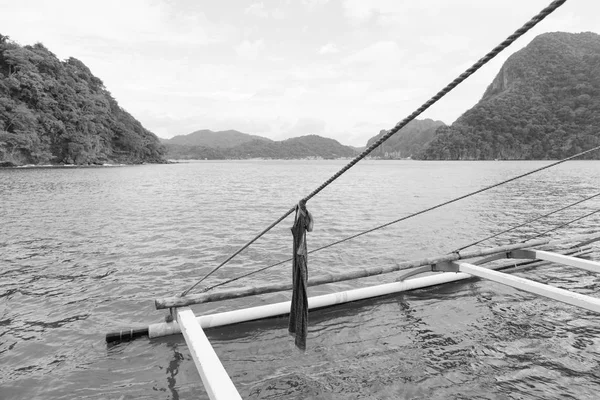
[301,145,600,253]
[302,0,567,203]
[523,208,600,242]
[452,191,600,252]
[180,0,566,296]
[181,207,295,296]
[200,144,600,293]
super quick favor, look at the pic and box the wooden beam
[458,263,600,314]
[176,307,242,400]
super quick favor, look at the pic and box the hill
[0,34,165,166]
[165,133,357,160]
[163,129,271,148]
[365,119,446,159]
[420,32,600,160]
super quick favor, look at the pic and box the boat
[105,1,600,398]
[106,234,600,399]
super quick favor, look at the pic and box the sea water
[1,160,600,399]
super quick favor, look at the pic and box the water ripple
[1,161,600,399]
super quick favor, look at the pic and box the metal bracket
[165,307,175,323]
[474,252,510,265]
[431,261,460,272]
[396,266,431,281]
[508,249,537,260]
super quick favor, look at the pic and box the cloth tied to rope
[289,200,313,350]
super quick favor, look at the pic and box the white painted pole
[150,272,467,338]
[458,263,600,313]
[176,307,242,400]
[533,250,600,274]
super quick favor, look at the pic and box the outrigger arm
[398,248,600,314]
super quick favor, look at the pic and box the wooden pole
[458,263,600,313]
[155,234,600,310]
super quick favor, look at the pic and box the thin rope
[181,206,295,296]
[201,144,600,293]
[452,191,600,253]
[302,145,600,254]
[522,208,600,242]
[180,0,566,296]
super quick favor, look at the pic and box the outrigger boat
[105,0,600,398]
[106,234,600,399]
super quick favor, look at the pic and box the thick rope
[302,0,567,202]
[200,144,600,293]
[452,191,600,252]
[180,0,566,296]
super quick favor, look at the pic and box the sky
[0,0,598,146]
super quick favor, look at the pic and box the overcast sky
[1,0,598,146]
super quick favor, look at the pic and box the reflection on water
[165,343,183,400]
[1,160,600,399]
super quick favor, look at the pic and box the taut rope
[453,191,600,252]
[181,0,567,297]
[198,145,600,293]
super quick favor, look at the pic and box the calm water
[1,160,600,400]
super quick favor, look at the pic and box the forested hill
[420,32,600,160]
[365,119,446,159]
[165,133,357,159]
[0,35,165,166]
[164,129,271,148]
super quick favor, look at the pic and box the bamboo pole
[155,234,600,309]
[146,247,592,339]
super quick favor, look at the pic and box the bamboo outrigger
[156,237,600,399]
[107,234,600,399]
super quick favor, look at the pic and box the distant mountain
[420,32,600,160]
[0,34,165,166]
[163,129,271,148]
[165,133,357,160]
[365,119,446,159]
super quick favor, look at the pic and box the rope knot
[297,200,314,232]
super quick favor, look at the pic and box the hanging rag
[289,199,313,350]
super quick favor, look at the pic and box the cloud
[235,39,266,60]
[6,0,231,50]
[343,41,403,65]
[282,117,326,138]
[287,64,339,81]
[302,0,330,10]
[341,0,377,24]
[245,2,269,17]
[245,2,285,19]
[319,43,340,54]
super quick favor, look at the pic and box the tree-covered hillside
[0,34,165,166]
[420,32,600,160]
[164,129,272,148]
[165,134,357,160]
[366,119,446,159]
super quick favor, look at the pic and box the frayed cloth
[288,200,313,350]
